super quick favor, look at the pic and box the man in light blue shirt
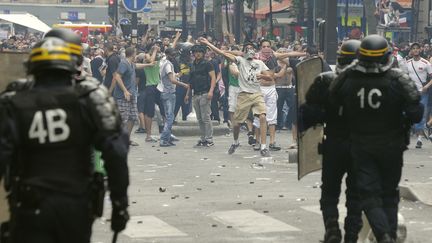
[159,48,190,146]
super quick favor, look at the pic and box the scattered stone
[157,149,160,151]
[132,201,137,204]
[296,198,306,202]
[210,180,215,183]
[279,195,284,198]
[251,163,265,169]
[404,179,409,182]
[185,196,190,199]
[164,152,167,154]
[313,185,319,188]
[258,195,263,198]
[159,187,167,192]
[250,182,255,184]
[137,221,143,224]
[201,157,209,161]
[227,226,233,229]
[196,188,202,191]
[237,202,242,205]
[212,224,218,228]
[152,145,155,147]
[263,210,269,214]
[171,195,179,199]
[420,165,424,167]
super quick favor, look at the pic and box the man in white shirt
[200,38,274,157]
[407,42,432,148]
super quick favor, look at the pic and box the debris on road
[251,163,265,169]
[159,187,167,192]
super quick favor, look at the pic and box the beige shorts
[233,92,266,124]
[228,86,240,113]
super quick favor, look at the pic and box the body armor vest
[9,86,94,195]
[341,70,406,141]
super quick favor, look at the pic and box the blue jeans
[415,93,429,132]
[160,92,176,142]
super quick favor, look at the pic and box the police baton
[112,231,118,243]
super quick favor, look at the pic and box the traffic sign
[143,0,152,13]
[119,18,130,25]
[122,0,147,13]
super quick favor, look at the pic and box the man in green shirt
[143,46,163,142]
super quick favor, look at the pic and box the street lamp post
[324,0,338,64]
[269,0,273,39]
[181,0,187,41]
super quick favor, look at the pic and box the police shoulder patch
[86,85,120,132]
[389,68,420,103]
[75,76,101,97]
[5,79,33,93]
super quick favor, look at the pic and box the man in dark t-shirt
[189,44,216,147]
[90,48,105,82]
[103,43,121,93]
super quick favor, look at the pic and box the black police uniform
[331,62,423,241]
[0,38,129,243]
[301,71,362,242]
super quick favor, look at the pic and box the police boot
[378,233,395,243]
[343,234,357,243]
[323,218,342,243]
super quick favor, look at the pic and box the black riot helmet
[44,28,83,67]
[191,44,207,53]
[336,39,361,71]
[27,37,76,76]
[178,42,192,56]
[358,35,391,64]
[357,34,393,73]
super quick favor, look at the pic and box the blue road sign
[122,0,147,13]
[119,18,130,25]
[143,0,152,13]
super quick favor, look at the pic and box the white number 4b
[28,109,70,144]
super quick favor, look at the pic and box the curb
[399,185,420,202]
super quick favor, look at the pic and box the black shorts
[137,91,146,113]
[143,85,161,118]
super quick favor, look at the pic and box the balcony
[0,0,107,6]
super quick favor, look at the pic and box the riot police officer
[331,35,423,243]
[0,36,130,242]
[300,40,362,243]
[44,28,85,80]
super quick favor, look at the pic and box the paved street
[92,129,432,243]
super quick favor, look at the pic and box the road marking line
[122,215,187,238]
[209,209,300,233]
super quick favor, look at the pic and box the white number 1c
[357,88,382,109]
[28,109,70,144]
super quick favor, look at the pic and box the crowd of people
[1,27,432,243]
[49,29,313,157]
[0,32,43,51]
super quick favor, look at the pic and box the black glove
[111,199,129,232]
